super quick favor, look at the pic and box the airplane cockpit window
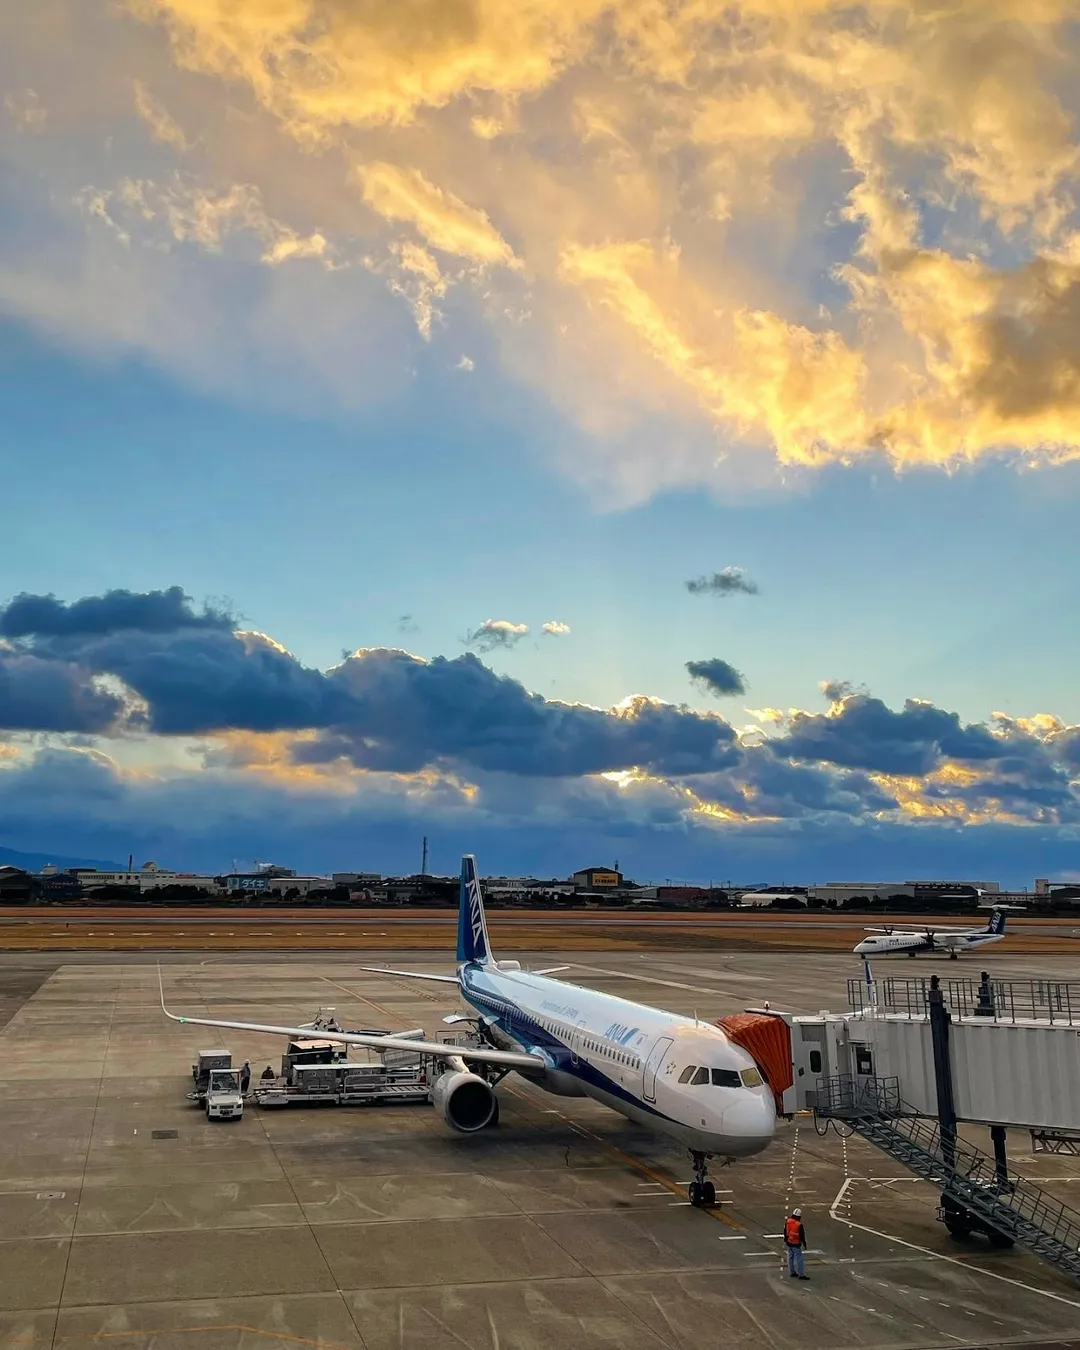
[711,1068,742,1088]
[678,1065,696,1084]
[740,1067,764,1088]
[691,1067,710,1086]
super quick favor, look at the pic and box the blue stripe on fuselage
[459,963,671,1124]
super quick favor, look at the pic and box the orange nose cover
[716,1012,793,1111]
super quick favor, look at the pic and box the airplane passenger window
[678,1065,696,1084]
[711,1069,742,1088]
[691,1067,710,1086]
[740,1067,764,1088]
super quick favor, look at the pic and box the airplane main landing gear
[688,1151,716,1208]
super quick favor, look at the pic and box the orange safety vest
[784,1216,802,1246]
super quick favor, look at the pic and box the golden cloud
[357,162,516,267]
[5,0,1080,483]
[133,79,189,152]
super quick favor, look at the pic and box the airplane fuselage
[459,961,775,1159]
[853,931,1004,958]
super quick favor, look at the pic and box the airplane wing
[357,966,459,984]
[158,973,545,1071]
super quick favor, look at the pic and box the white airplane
[160,854,776,1207]
[853,906,1009,960]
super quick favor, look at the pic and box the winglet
[158,965,187,1024]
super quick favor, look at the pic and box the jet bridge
[792,975,1080,1284]
[792,975,1080,1135]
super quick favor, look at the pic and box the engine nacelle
[432,1069,498,1132]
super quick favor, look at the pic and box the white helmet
[792,1208,802,1217]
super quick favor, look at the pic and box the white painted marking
[567,963,733,998]
[716,1235,746,1241]
[830,1177,1080,1309]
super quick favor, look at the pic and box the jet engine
[432,1069,498,1132]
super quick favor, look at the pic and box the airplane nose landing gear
[688,1151,716,1207]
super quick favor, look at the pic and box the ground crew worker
[260,1064,275,1082]
[785,1208,808,1279]
[240,1061,251,1095]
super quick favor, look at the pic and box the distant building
[223,872,328,896]
[632,885,713,908]
[0,866,35,903]
[39,873,83,900]
[332,872,382,887]
[909,879,999,898]
[224,873,270,893]
[739,891,808,908]
[69,868,143,890]
[809,882,913,905]
[140,873,218,893]
[572,866,622,890]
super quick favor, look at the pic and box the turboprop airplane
[160,854,776,1207]
[853,906,1009,960]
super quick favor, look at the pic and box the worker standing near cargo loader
[785,1208,808,1279]
[240,1062,251,1096]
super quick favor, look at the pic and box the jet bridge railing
[847,976,1080,1025]
[813,1073,1080,1282]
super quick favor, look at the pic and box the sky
[3,0,1080,884]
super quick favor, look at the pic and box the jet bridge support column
[928,977,958,1169]
[991,1125,1009,1187]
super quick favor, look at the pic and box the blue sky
[2,2,1080,884]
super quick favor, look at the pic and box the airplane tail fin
[988,907,1007,936]
[457,854,493,965]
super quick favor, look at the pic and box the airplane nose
[721,1093,775,1157]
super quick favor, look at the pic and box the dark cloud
[685,567,759,598]
[692,750,898,820]
[463,619,529,652]
[775,694,1002,776]
[0,649,127,733]
[820,679,854,702]
[0,587,233,639]
[3,743,1079,886]
[0,587,743,777]
[306,651,743,777]
[66,630,346,736]
[687,658,747,698]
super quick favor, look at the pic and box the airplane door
[643,1036,673,1103]
[570,1020,588,1067]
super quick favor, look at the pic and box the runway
[1,906,1077,953]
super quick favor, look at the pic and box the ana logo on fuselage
[605,1022,641,1045]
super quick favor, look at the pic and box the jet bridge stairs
[812,1075,1080,1283]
